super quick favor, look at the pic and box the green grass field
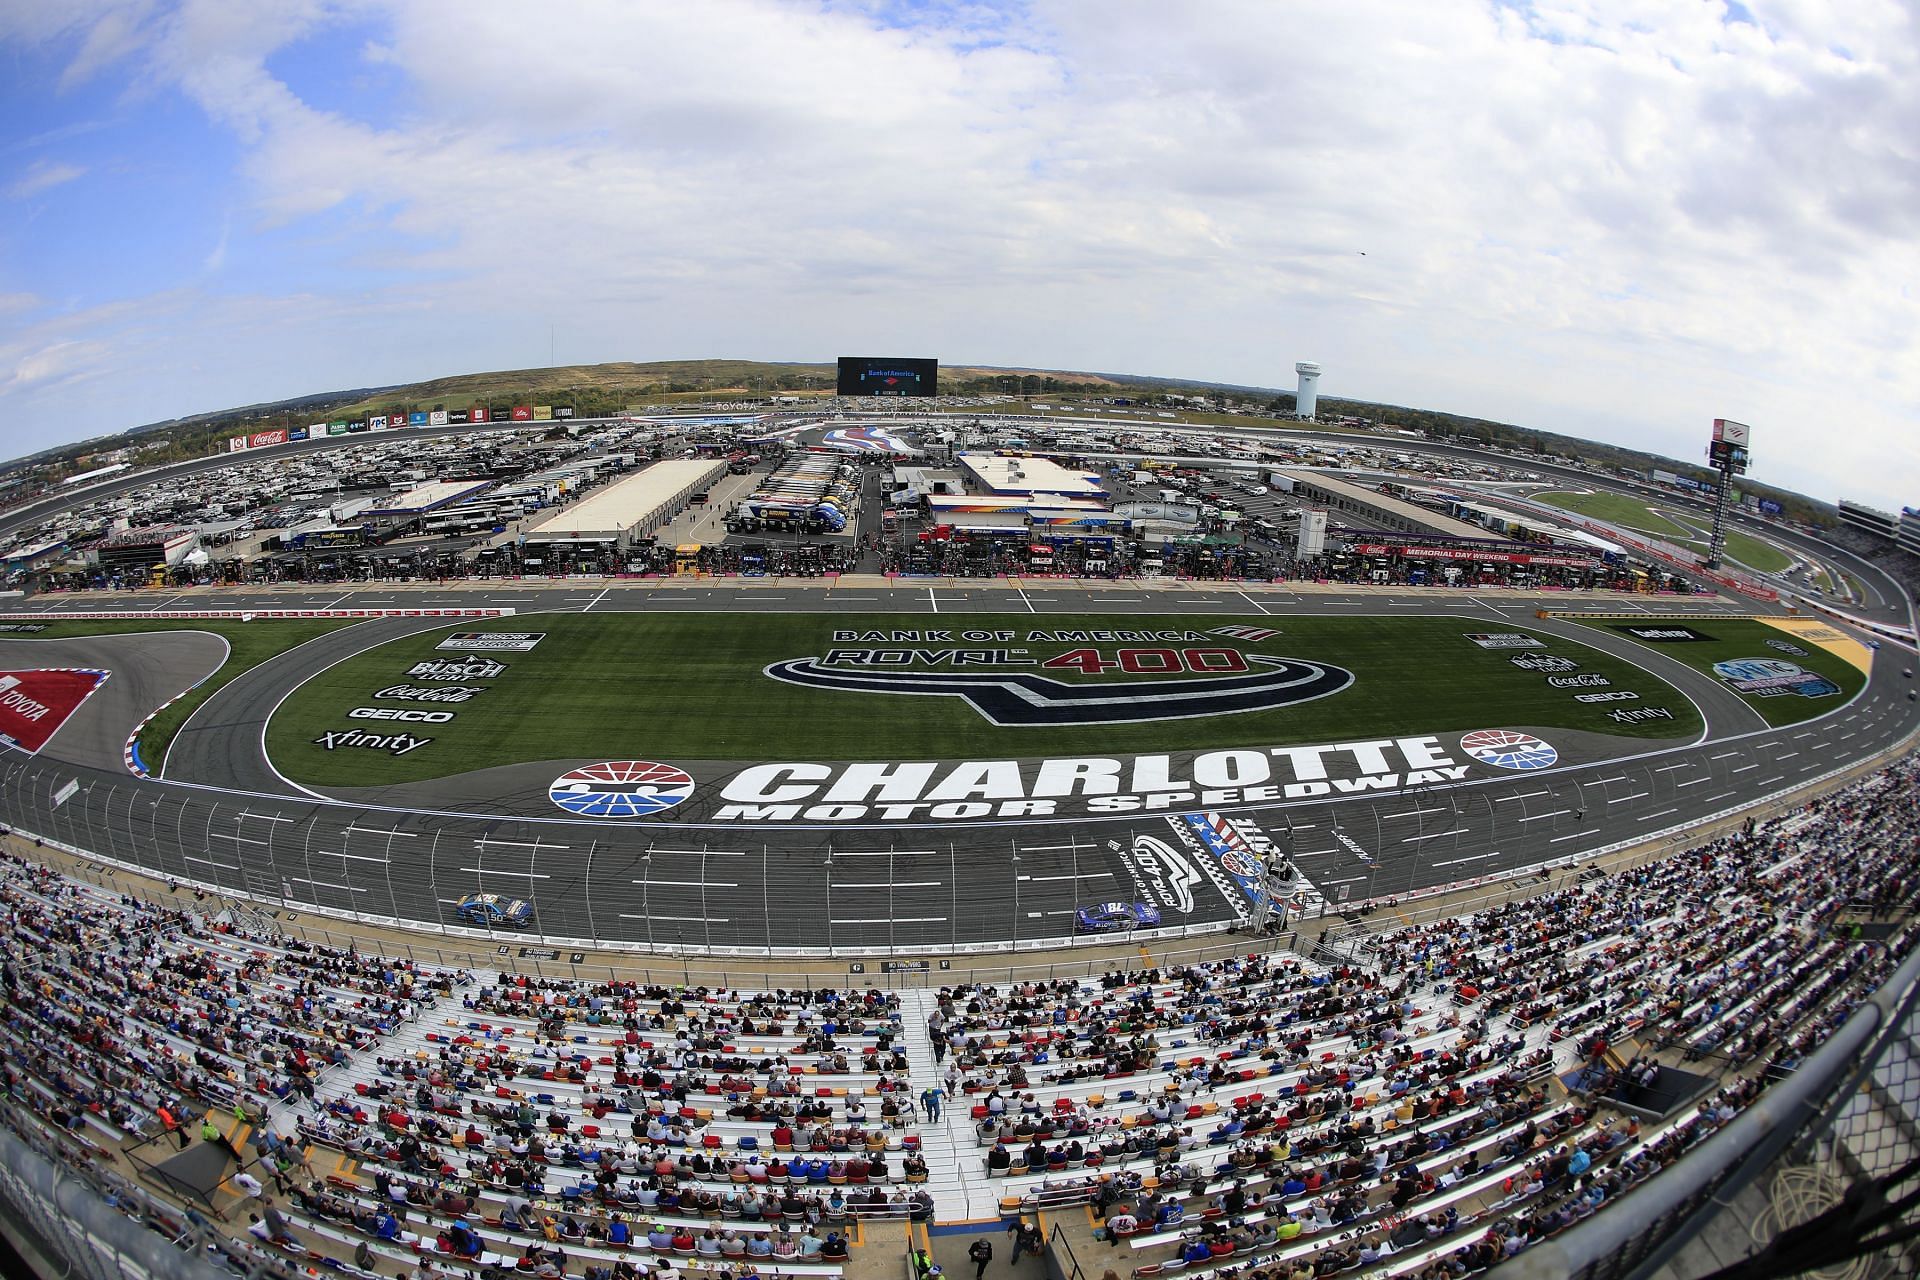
[266,612,1704,786]
[1661,530,1794,575]
[1572,618,1866,728]
[1534,491,1693,538]
[5,618,357,764]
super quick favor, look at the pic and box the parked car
[455,892,533,928]
[1074,901,1162,934]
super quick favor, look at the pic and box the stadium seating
[0,751,1914,1280]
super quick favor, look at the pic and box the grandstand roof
[523,458,724,541]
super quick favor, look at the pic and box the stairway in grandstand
[897,989,990,1221]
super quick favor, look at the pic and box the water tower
[1294,361,1321,419]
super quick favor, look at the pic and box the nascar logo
[549,760,696,818]
[1459,728,1559,771]
[762,654,1354,726]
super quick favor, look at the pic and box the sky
[0,0,1915,511]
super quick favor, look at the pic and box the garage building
[521,458,725,559]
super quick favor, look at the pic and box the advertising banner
[328,422,349,435]
[228,436,248,452]
[249,429,289,449]
[429,410,449,426]
[369,415,388,429]
[471,407,489,423]
[554,406,575,418]
[409,411,429,427]
[533,405,553,421]
[511,405,533,421]
[436,632,546,652]
[288,427,309,442]
[0,669,110,754]
[1712,418,1752,446]
[448,410,470,424]
[1351,543,1596,568]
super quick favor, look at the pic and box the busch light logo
[550,761,696,818]
[408,656,506,682]
[1460,728,1559,771]
[1509,654,1580,673]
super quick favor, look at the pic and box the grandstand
[0,745,1915,1280]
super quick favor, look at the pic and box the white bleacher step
[898,988,998,1223]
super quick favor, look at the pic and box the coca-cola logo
[1546,673,1611,688]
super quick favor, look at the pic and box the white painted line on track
[316,850,392,864]
[285,877,367,893]
[634,878,738,889]
[1609,791,1651,804]
[1431,851,1494,867]
[1401,828,1467,843]
[1018,872,1111,882]
[1518,810,1572,822]
[837,881,943,889]
[456,867,551,878]
[831,917,946,925]
[184,855,239,870]
[1548,832,1586,844]
[1645,808,1679,820]
[344,825,415,838]
[620,913,729,924]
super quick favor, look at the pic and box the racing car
[455,892,534,928]
[1073,901,1162,934]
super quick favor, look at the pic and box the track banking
[711,735,1477,823]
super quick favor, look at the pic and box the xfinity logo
[762,654,1355,726]
[313,730,432,755]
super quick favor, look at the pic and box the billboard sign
[533,405,552,421]
[228,436,248,453]
[346,421,368,433]
[328,422,349,435]
[511,405,533,421]
[1351,543,1596,568]
[369,414,387,429]
[448,410,470,424]
[288,427,309,442]
[471,407,489,423]
[1759,499,1783,515]
[1712,419,1752,446]
[250,429,289,449]
[1708,440,1749,472]
[836,356,939,397]
[554,406,575,418]
[408,411,429,427]
[429,410,449,426]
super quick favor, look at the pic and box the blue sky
[1,0,1915,511]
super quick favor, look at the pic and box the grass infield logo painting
[1459,728,1560,771]
[549,761,696,818]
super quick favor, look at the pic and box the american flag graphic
[1210,625,1280,642]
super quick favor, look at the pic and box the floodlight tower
[1294,362,1322,419]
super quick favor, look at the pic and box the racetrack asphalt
[1,576,1914,956]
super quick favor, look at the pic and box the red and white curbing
[0,607,515,620]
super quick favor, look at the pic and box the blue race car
[1074,901,1162,934]
[455,892,534,928]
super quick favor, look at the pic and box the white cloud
[0,0,1916,508]
[8,159,86,199]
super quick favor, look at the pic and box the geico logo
[348,706,455,723]
[1573,690,1640,703]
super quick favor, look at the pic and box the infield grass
[1534,491,1694,539]
[267,612,1704,787]
[1572,617,1867,728]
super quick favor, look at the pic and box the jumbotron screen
[837,356,939,397]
